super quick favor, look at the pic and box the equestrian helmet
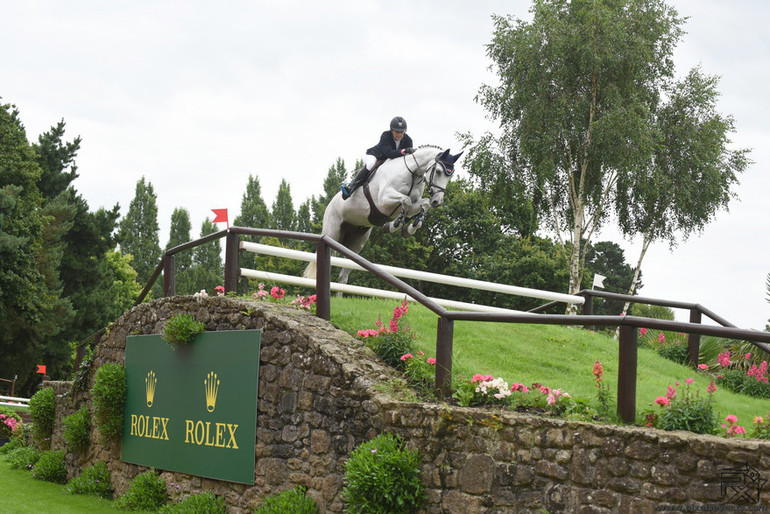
[390,116,407,132]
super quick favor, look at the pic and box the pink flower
[698,364,709,370]
[539,385,551,395]
[357,329,380,338]
[726,425,746,437]
[270,286,285,299]
[400,353,413,361]
[471,374,494,383]
[510,383,529,393]
[718,352,731,368]
[640,328,647,335]
[686,378,694,385]
[655,396,670,407]
[658,332,665,343]
[214,285,225,296]
[745,353,752,360]
[707,381,717,394]
[725,415,738,424]
[666,385,677,400]
[426,357,436,365]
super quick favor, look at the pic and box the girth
[363,184,393,226]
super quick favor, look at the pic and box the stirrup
[341,183,353,200]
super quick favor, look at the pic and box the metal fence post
[688,309,702,368]
[617,325,638,423]
[224,231,240,293]
[436,317,454,398]
[315,240,331,320]
[163,255,176,297]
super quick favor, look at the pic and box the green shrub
[29,387,56,446]
[718,369,770,399]
[0,434,26,454]
[343,433,425,514]
[254,486,318,514]
[32,449,67,484]
[66,461,113,499]
[91,363,126,442]
[159,491,227,513]
[358,301,416,369]
[0,406,23,439]
[657,342,689,365]
[63,406,91,455]
[649,381,719,435]
[114,470,168,511]
[162,313,205,344]
[6,445,41,470]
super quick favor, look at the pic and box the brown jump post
[688,308,702,368]
[617,325,638,423]
[436,317,454,398]
[224,231,240,293]
[163,254,176,297]
[315,239,331,321]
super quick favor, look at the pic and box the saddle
[360,159,394,226]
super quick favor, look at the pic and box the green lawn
[330,296,770,427]
[0,456,125,513]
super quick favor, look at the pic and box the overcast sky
[5,1,769,330]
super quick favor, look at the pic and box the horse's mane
[418,144,443,151]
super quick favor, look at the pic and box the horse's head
[426,149,462,208]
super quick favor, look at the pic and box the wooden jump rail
[91,226,770,424]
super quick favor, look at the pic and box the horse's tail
[303,260,317,279]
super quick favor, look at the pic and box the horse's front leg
[403,199,430,236]
[382,196,412,233]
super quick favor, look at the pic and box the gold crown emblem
[205,371,220,413]
[145,370,157,408]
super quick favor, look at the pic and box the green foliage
[29,387,56,445]
[32,449,67,484]
[0,434,26,454]
[161,313,205,345]
[159,491,227,513]
[270,178,296,232]
[651,382,719,435]
[254,486,318,514]
[166,207,196,295]
[234,174,271,293]
[6,445,41,470]
[114,470,168,511]
[0,406,22,439]
[718,369,770,400]
[359,301,415,368]
[62,405,91,455]
[118,177,161,288]
[91,363,126,442]
[343,433,425,514]
[189,218,223,293]
[66,461,113,499]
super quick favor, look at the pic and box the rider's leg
[341,155,378,200]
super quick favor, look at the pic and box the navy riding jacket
[366,131,414,160]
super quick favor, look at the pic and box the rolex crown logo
[205,371,220,413]
[145,370,157,408]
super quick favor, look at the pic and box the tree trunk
[566,207,585,315]
[621,233,652,316]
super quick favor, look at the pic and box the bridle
[404,152,454,197]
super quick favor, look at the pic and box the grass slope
[330,296,770,427]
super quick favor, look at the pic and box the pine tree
[270,179,295,232]
[189,218,223,293]
[233,174,270,293]
[118,177,161,290]
[166,207,194,294]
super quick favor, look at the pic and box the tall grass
[331,296,770,428]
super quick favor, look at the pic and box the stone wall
[47,296,770,513]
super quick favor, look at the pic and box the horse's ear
[438,149,450,160]
[449,151,463,163]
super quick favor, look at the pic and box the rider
[341,116,415,200]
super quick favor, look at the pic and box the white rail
[0,395,30,408]
[240,269,526,314]
[239,241,584,310]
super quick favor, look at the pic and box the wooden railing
[92,227,770,424]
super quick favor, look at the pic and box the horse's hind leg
[337,225,372,286]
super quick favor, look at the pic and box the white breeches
[364,154,377,170]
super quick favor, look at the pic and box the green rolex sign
[121,330,260,484]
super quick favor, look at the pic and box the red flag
[36,365,46,374]
[211,208,229,228]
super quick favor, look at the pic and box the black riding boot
[341,166,369,200]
